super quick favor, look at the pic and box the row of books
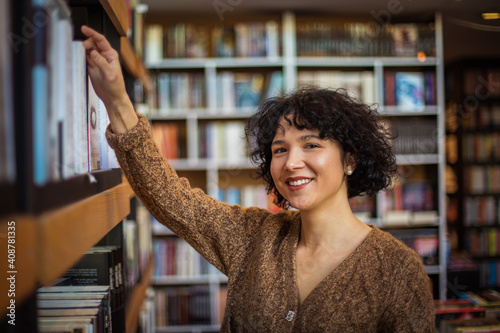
[153,72,206,111]
[462,104,500,132]
[384,71,437,111]
[296,21,435,57]
[153,237,212,277]
[296,70,376,104]
[155,286,215,327]
[464,68,500,98]
[31,1,117,186]
[462,133,500,163]
[435,296,500,332]
[464,165,500,195]
[464,196,500,227]
[151,122,183,160]
[215,71,283,112]
[384,180,435,212]
[145,21,280,62]
[476,260,500,289]
[124,201,153,294]
[384,117,438,154]
[63,244,126,332]
[199,121,248,161]
[465,228,500,259]
[213,185,276,211]
[390,228,439,265]
[37,285,112,333]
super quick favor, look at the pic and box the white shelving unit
[146,11,448,331]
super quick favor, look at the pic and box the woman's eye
[273,148,286,155]
[305,143,319,149]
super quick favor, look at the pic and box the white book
[98,98,108,170]
[72,41,89,174]
[361,71,376,104]
[145,24,163,64]
[266,20,279,59]
[87,77,101,170]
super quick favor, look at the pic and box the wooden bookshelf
[143,13,448,325]
[121,36,153,93]
[0,0,154,329]
[98,0,128,36]
[38,182,135,285]
[0,216,37,318]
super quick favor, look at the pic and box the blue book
[395,72,425,112]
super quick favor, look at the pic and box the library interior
[1,0,500,332]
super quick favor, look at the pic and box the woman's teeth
[288,179,312,186]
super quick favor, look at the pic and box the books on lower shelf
[153,237,212,278]
[464,166,500,195]
[462,104,500,132]
[462,133,500,163]
[383,116,438,155]
[37,285,112,333]
[155,285,212,327]
[464,196,500,227]
[390,228,439,265]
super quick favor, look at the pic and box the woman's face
[270,118,352,213]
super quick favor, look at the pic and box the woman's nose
[284,148,305,171]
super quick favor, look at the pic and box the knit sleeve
[106,113,274,276]
[379,250,435,333]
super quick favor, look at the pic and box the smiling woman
[246,87,397,207]
[83,24,435,331]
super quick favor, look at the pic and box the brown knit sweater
[107,114,435,332]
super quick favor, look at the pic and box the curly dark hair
[245,87,397,208]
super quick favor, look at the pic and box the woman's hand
[81,25,138,133]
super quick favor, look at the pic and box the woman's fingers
[81,25,112,53]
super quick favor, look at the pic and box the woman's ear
[344,153,356,175]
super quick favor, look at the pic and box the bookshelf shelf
[121,37,153,94]
[143,10,447,329]
[169,159,255,171]
[0,216,37,317]
[38,182,135,285]
[1,0,154,330]
[147,57,284,69]
[296,56,438,67]
[379,106,439,115]
[150,109,256,120]
[395,154,440,165]
[445,59,500,290]
[98,0,128,36]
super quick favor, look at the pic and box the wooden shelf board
[120,37,152,93]
[38,183,134,285]
[98,0,128,36]
[126,257,154,333]
[0,216,37,318]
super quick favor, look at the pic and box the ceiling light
[482,12,500,20]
